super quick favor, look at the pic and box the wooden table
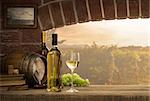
[0,85,150,101]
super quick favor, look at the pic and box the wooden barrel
[5,52,47,87]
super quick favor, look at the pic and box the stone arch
[38,0,150,30]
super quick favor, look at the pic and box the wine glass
[66,51,80,93]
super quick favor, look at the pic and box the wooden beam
[38,16,44,30]
[59,2,66,25]
[48,5,55,28]
[39,0,71,8]
[43,0,55,4]
[75,0,89,23]
[50,2,64,27]
[139,0,142,17]
[85,0,91,21]
[114,0,117,18]
[100,0,105,19]
[41,0,44,5]
[72,0,79,23]
[129,0,139,18]
[126,0,130,18]
[141,0,149,18]
[38,6,53,30]
[103,0,115,20]
[38,0,149,29]
[116,0,127,19]
[88,0,102,21]
[61,0,76,25]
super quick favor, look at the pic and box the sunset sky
[49,18,150,47]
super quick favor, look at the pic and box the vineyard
[60,43,150,85]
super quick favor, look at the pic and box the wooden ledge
[0,85,150,101]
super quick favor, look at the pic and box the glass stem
[71,70,74,89]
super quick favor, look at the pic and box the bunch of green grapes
[62,73,90,87]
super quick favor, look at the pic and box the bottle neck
[42,42,46,46]
[52,34,57,46]
[52,44,58,48]
[42,31,46,43]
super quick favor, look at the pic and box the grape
[62,73,90,87]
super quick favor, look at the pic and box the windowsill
[0,85,150,101]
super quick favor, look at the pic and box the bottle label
[47,51,61,92]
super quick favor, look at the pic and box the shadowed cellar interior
[0,0,150,101]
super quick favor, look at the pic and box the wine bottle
[41,31,48,57]
[40,31,49,86]
[47,33,62,92]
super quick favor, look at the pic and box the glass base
[66,88,79,93]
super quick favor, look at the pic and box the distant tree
[106,46,121,85]
[61,45,150,85]
[91,41,98,48]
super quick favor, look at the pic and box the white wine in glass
[66,51,80,93]
[66,60,78,72]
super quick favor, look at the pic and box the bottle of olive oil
[41,31,48,57]
[47,33,62,92]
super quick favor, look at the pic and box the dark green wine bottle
[47,33,62,92]
[41,31,48,86]
[41,31,48,57]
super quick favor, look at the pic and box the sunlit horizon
[47,18,150,47]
